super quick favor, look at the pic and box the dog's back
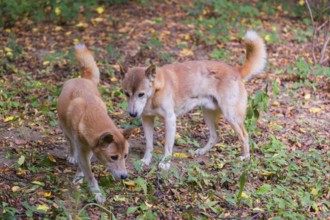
[57,44,103,144]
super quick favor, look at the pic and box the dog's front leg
[159,113,176,170]
[76,149,105,204]
[141,115,154,166]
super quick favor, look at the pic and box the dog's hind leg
[66,135,77,164]
[222,106,250,160]
[195,108,220,155]
[228,121,250,160]
[141,116,155,166]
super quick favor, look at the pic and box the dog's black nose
[120,174,128,179]
[129,112,137,117]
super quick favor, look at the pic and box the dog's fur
[119,30,267,169]
[57,44,133,203]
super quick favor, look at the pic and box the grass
[0,0,329,219]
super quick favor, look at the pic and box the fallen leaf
[180,48,194,57]
[304,94,311,100]
[309,107,321,114]
[154,149,163,154]
[173,152,188,158]
[47,154,56,163]
[12,186,20,192]
[4,116,15,122]
[17,155,25,166]
[36,204,50,212]
[96,6,104,14]
[123,180,135,186]
[32,181,44,186]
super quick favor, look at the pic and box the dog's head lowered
[120,64,156,118]
[93,128,134,179]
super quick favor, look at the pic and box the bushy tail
[239,30,267,80]
[74,43,100,85]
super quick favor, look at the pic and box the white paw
[141,156,151,166]
[73,176,84,185]
[240,154,251,161]
[95,193,105,204]
[158,161,171,170]
[67,155,77,164]
[195,148,207,155]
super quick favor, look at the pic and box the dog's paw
[158,161,171,170]
[67,155,77,164]
[195,148,207,155]
[141,156,151,166]
[73,176,84,185]
[240,154,251,161]
[95,194,105,204]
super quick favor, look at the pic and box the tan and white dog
[57,44,133,204]
[119,30,266,170]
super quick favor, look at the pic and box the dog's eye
[111,155,118,161]
[138,93,145,98]
[124,92,130,97]
[124,154,128,159]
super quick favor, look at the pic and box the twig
[305,0,317,64]
[319,22,330,64]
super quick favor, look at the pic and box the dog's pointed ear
[97,132,114,148]
[145,63,156,81]
[118,62,128,79]
[122,127,136,139]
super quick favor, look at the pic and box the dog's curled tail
[74,43,100,85]
[239,30,267,80]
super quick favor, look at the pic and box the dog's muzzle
[129,112,138,117]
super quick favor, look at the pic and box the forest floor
[0,0,329,219]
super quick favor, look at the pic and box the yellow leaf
[94,17,103,22]
[65,31,72,36]
[47,154,56,163]
[145,202,153,208]
[73,38,80,44]
[43,61,50,66]
[4,47,12,52]
[173,152,188,158]
[55,26,62,31]
[298,0,305,6]
[311,188,318,196]
[36,204,49,212]
[4,116,15,122]
[110,77,118,82]
[76,22,88,28]
[260,171,273,176]
[241,192,250,199]
[271,101,280,107]
[309,107,321,114]
[253,207,264,212]
[32,181,44,185]
[17,155,25,166]
[264,35,271,42]
[44,192,52,197]
[123,180,135,186]
[154,149,163,154]
[55,7,61,16]
[96,6,104,14]
[180,48,194,57]
[12,186,20,192]
[304,94,311,100]
[184,34,191,40]
[113,195,127,202]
